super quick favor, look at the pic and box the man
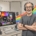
[17,2,36,36]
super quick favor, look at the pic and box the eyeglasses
[26,6,32,8]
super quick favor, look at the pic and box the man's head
[24,2,34,14]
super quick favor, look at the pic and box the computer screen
[0,11,16,26]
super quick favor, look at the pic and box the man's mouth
[27,10,31,11]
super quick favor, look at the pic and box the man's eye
[26,6,32,8]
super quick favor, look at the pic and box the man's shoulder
[22,15,26,18]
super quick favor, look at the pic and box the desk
[0,24,22,36]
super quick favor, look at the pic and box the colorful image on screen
[0,11,16,26]
[1,12,9,16]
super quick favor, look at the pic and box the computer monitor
[0,11,16,26]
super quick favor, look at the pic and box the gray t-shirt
[20,14,36,36]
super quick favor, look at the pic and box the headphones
[24,2,34,11]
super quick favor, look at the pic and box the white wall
[0,2,9,11]
[0,1,21,15]
[11,1,21,14]
[22,0,36,13]
[0,0,36,13]
[2,0,23,1]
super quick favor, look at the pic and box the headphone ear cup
[24,7,26,11]
[32,7,34,10]
[32,6,34,10]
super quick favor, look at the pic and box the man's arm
[18,16,27,30]
[24,16,36,31]
[17,23,27,30]
[24,22,36,31]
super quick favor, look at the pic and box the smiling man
[17,2,36,36]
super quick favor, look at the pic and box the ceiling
[0,0,28,2]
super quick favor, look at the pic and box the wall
[0,2,9,11]
[22,0,36,13]
[0,0,36,13]
[0,1,21,15]
[2,0,23,1]
[11,1,21,14]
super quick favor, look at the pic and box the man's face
[25,3,33,14]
